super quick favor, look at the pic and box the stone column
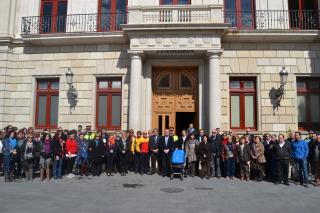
[128,51,143,131]
[207,50,222,132]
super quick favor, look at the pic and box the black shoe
[303,183,309,188]
[284,182,290,186]
[274,181,280,185]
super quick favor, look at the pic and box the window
[288,0,318,29]
[297,78,320,130]
[158,73,171,89]
[224,0,255,29]
[96,79,122,130]
[179,73,193,89]
[229,78,257,130]
[36,79,59,129]
[98,0,127,31]
[160,0,191,5]
[40,0,68,33]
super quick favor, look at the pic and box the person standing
[236,136,251,181]
[272,134,291,185]
[65,132,78,175]
[39,133,52,181]
[222,136,237,179]
[15,130,25,179]
[2,131,17,182]
[131,131,142,174]
[199,134,211,179]
[185,133,199,177]
[291,132,309,187]
[76,132,89,177]
[309,134,320,186]
[117,131,130,176]
[20,132,35,181]
[88,134,105,176]
[250,136,266,182]
[140,131,150,175]
[51,132,65,179]
[263,133,276,182]
[105,134,117,176]
[149,128,160,175]
[159,129,174,177]
[210,129,222,178]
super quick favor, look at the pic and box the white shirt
[0,140,3,153]
[279,142,285,148]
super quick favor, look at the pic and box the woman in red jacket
[66,132,78,175]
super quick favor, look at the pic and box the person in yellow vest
[84,125,95,140]
[131,131,142,174]
[140,131,150,175]
[169,127,179,142]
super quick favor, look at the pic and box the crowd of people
[0,123,319,188]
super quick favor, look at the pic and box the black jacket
[116,138,130,154]
[309,141,320,162]
[272,141,291,160]
[20,140,37,161]
[159,136,174,156]
[177,136,188,151]
[149,135,160,151]
[51,138,65,158]
[209,136,222,156]
[88,139,105,161]
[199,141,211,161]
[236,144,251,163]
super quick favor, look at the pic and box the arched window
[158,74,170,89]
[179,73,193,89]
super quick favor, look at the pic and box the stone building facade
[0,0,319,134]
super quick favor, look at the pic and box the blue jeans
[294,158,309,184]
[3,155,12,173]
[225,158,235,177]
[53,158,63,178]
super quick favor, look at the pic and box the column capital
[128,50,144,58]
[206,49,223,59]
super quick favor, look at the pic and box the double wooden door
[152,67,198,135]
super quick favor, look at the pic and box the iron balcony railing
[21,13,127,35]
[225,10,319,30]
[21,10,319,35]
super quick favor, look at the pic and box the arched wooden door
[152,67,198,135]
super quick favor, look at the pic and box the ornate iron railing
[21,10,319,35]
[225,10,319,30]
[21,13,127,35]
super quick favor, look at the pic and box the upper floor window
[40,0,68,33]
[297,77,320,131]
[288,0,318,29]
[224,0,255,29]
[160,0,191,5]
[99,0,127,31]
[36,79,60,129]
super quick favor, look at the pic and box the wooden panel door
[153,113,175,135]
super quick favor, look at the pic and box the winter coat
[88,139,105,161]
[66,138,78,155]
[272,141,291,160]
[291,140,309,160]
[236,144,251,163]
[221,143,237,161]
[250,142,266,163]
[186,139,199,163]
[198,141,212,161]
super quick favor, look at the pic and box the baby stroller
[170,149,185,180]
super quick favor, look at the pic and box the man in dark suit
[159,129,174,177]
[209,129,222,178]
[149,128,161,175]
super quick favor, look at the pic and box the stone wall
[220,42,320,133]
[1,43,130,130]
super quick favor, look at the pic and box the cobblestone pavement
[0,174,318,213]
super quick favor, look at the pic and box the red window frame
[297,77,320,131]
[224,0,256,29]
[160,0,191,5]
[40,0,68,33]
[35,79,59,129]
[229,77,257,130]
[288,0,318,29]
[96,78,122,130]
[97,0,127,32]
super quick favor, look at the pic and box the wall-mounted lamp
[276,67,289,107]
[66,68,78,112]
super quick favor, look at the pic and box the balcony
[21,10,320,36]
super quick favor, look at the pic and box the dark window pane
[310,95,320,122]
[297,81,306,89]
[37,96,47,125]
[50,95,59,126]
[178,0,190,4]
[57,1,67,32]
[101,0,111,31]
[158,115,163,135]
[244,81,254,89]
[98,95,108,126]
[162,0,173,5]
[241,0,253,28]
[39,82,48,90]
[116,0,126,29]
[180,74,192,88]
[225,0,236,27]
[51,81,59,90]
[165,115,170,129]
[310,81,319,89]
[111,94,121,126]
[43,2,53,33]
[158,74,170,88]
[297,95,306,122]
